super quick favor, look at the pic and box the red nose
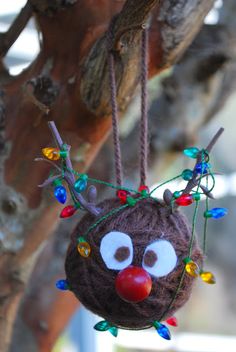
[115,266,152,303]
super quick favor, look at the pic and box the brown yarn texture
[65,197,203,329]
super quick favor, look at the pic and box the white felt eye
[100,231,133,270]
[142,240,177,278]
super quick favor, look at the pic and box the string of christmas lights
[38,122,227,340]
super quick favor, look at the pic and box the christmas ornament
[37,26,226,340]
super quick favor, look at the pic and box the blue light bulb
[55,279,69,291]
[108,326,118,337]
[195,162,210,174]
[54,185,67,204]
[74,174,88,193]
[205,207,228,219]
[154,322,171,340]
[183,147,199,159]
[182,169,193,181]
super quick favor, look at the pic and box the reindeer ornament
[38,29,227,340]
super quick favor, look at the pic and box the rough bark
[0,0,216,351]
[114,22,236,187]
[10,218,80,352]
[149,24,236,155]
[81,0,215,114]
[30,0,78,15]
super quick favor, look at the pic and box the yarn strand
[107,23,150,187]
[107,20,123,187]
[140,28,149,186]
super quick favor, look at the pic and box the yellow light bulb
[185,261,200,278]
[42,147,60,161]
[77,241,91,258]
[200,271,216,284]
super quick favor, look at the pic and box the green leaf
[94,320,110,331]
[108,326,118,337]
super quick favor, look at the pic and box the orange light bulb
[42,147,60,161]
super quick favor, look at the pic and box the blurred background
[1,0,236,351]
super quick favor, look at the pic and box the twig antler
[183,127,224,195]
[38,121,100,216]
[163,128,224,206]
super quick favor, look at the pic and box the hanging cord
[140,27,149,186]
[106,21,149,187]
[107,19,123,187]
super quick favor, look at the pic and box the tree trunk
[0,0,215,351]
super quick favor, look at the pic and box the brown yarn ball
[65,197,203,329]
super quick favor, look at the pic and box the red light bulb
[175,194,193,206]
[138,185,149,195]
[166,316,178,327]
[117,190,129,204]
[60,205,77,218]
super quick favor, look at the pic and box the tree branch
[80,0,160,115]
[157,0,215,68]
[0,1,33,58]
[80,0,215,115]
[149,24,236,155]
[113,0,159,45]
[0,0,218,351]
[29,0,77,16]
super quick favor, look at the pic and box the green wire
[149,174,182,195]
[66,166,183,197]
[82,204,130,239]
[161,150,207,319]
[189,199,200,257]
[207,170,216,193]
[70,188,79,207]
[65,166,142,195]
[74,171,182,220]
[203,175,209,257]
[81,195,147,239]
[159,266,186,322]
[88,177,141,194]
[188,150,205,255]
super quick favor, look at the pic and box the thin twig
[87,186,97,204]
[34,158,61,172]
[38,175,61,188]
[183,128,224,195]
[47,121,100,216]
[48,121,74,181]
[163,189,173,205]
[200,185,214,199]
[205,127,224,153]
